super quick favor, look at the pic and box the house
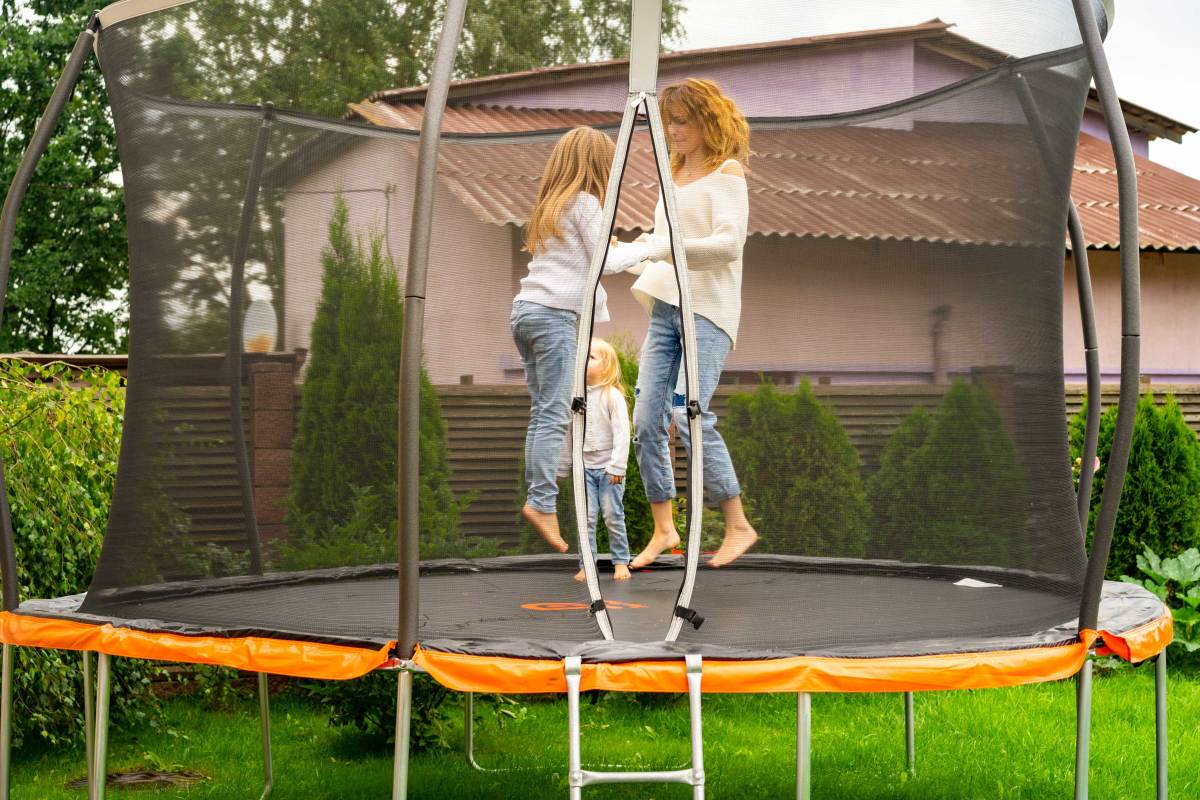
[280,19,1200,387]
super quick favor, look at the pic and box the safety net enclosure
[0,0,1180,796]
[0,0,1172,684]
[0,0,1176,795]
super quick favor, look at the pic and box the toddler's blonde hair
[589,338,625,395]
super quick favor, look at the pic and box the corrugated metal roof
[353,101,1200,252]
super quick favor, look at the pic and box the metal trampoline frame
[0,0,1171,798]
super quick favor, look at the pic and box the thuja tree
[868,380,1024,565]
[279,195,472,569]
[1069,393,1200,579]
[724,381,869,557]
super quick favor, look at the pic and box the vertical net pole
[1071,0,1141,633]
[396,0,468,658]
[0,17,99,613]
[227,103,275,575]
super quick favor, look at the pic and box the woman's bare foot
[574,569,587,582]
[613,564,632,581]
[630,500,680,569]
[708,522,758,567]
[522,504,569,553]
[630,529,680,569]
[708,495,759,567]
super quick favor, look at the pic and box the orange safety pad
[413,634,1099,695]
[1096,611,1174,663]
[0,611,391,680]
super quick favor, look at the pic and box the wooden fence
[440,383,1200,540]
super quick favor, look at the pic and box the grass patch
[10,662,1197,798]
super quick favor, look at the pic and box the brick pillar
[249,360,295,545]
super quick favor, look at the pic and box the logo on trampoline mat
[522,600,647,612]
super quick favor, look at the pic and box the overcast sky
[677,0,1200,178]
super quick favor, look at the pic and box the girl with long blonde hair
[512,126,648,553]
[626,78,759,569]
[571,338,632,582]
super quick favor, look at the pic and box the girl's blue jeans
[580,467,630,567]
[511,300,576,514]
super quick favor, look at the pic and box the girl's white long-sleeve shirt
[628,160,749,343]
[581,384,631,475]
[514,193,650,322]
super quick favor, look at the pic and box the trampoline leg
[91,653,111,800]
[796,693,811,800]
[685,654,706,800]
[0,644,12,800]
[1074,658,1093,800]
[566,658,583,800]
[391,669,413,800]
[904,692,915,777]
[83,651,95,793]
[1156,651,1167,800]
[464,692,485,771]
[258,673,273,800]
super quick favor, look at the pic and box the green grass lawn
[10,661,1197,799]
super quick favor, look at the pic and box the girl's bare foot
[613,564,632,581]
[574,569,587,582]
[522,504,569,553]
[630,529,680,569]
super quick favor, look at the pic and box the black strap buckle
[571,396,587,413]
[589,599,607,615]
[686,400,701,419]
[674,605,705,629]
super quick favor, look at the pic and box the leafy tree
[3,0,685,353]
[724,381,869,557]
[1,0,127,352]
[1069,393,1200,579]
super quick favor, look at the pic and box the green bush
[724,381,869,556]
[278,195,478,569]
[867,380,1024,565]
[1069,393,1200,579]
[0,359,160,749]
[303,671,453,752]
[1121,546,1200,657]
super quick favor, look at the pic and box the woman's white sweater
[629,161,749,344]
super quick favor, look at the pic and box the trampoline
[0,0,1174,798]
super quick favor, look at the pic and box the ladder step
[578,768,700,786]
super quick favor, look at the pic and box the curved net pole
[565,1,669,641]
[395,0,468,660]
[0,15,99,614]
[626,0,706,644]
[1067,203,1103,528]
[1070,0,1140,634]
[1010,75,1102,529]
[226,103,275,576]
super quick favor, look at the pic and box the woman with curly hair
[627,78,758,568]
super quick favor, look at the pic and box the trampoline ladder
[564,654,705,799]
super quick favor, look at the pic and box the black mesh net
[79,0,1097,658]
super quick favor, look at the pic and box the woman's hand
[607,472,624,485]
[634,232,650,243]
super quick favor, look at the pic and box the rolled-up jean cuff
[525,497,557,514]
